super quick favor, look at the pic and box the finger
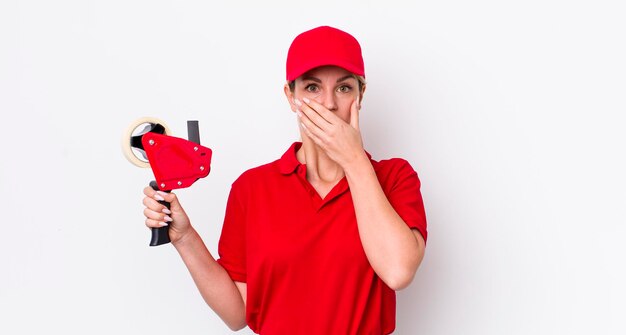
[297,109,326,138]
[143,186,155,197]
[143,206,173,221]
[143,186,178,205]
[301,97,343,125]
[295,98,332,130]
[143,186,166,203]
[142,196,170,214]
[350,99,360,130]
[154,190,184,212]
[155,190,175,203]
[145,218,169,228]
[299,121,325,147]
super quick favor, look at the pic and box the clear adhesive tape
[121,116,171,168]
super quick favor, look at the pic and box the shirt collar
[278,142,303,175]
[278,142,373,175]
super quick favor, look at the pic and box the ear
[284,83,297,113]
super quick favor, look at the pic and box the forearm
[344,154,425,290]
[173,228,246,330]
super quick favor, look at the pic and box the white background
[1,1,625,334]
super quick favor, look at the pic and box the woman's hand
[295,97,366,168]
[142,186,192,244]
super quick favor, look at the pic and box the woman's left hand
[295,97,366,168]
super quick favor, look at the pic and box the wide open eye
[337,85,353,93]
[305,84,319,93]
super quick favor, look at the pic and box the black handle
[149,181,171,246]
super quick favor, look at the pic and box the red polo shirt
[217,142,427,334]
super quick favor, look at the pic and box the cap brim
[287,59,365,81]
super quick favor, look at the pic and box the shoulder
[231,158,282,189]
[232,142,301,188]
[372,157,415,172]
[372,157,419,178]
[371,157,421,190]
[229,142,301,197]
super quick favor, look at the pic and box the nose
[317,89,338,112]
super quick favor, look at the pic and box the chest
[245,177,369,274]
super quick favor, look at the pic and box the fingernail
[296,110,302,117]
[164,215,173,222]
[162,208,171,215]
[154,194,165,201]
[302,97,310,104]
[156,191,169,197]
[294,98,302,106]
[159,222,169,227]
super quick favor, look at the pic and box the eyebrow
[300,75,357,83]
[336,75,355,83]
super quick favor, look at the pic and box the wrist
[172,226,198,249]
[342,150,372,177]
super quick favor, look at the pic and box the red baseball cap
[286,26,365,81]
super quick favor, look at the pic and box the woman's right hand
[142,186,192,244]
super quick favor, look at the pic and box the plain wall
[1,1,624,334]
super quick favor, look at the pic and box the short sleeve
[385,159,428,243]
[216,181,247,282]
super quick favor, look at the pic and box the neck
[296,138,345,184]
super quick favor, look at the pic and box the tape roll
[121,117,171,168]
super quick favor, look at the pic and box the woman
[142,26,427,334]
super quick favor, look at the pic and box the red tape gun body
[122,117,212,246]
